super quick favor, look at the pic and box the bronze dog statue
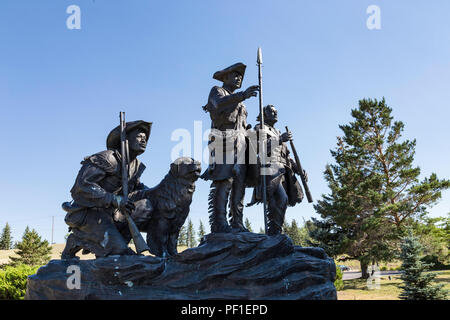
[132,157,201,257]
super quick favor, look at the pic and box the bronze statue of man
[202,62,259,233]
[61,120,152,258]
[247,105,307,235]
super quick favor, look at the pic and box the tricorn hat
[106,120,152,150]
[213,62,247,82]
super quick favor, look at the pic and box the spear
[257,47,268,233]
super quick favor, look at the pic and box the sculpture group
[61,51,312,259]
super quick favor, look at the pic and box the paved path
[343,271,403,280]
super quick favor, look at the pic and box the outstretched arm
[208,86,259,114]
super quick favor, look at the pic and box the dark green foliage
[421,255,449,270]
[399,230,448,300]
[283,220,302,246]
[311,98,450,278]
[186,219,197,248]
[0,223,13,250]
[178,225,188,246]
[306,218,346,258]
[0,264,40,300]
[283,219,310,246]
[244,218,253,233]
[258,227,265,234]
[409,215,449,268]
[198,220,206,242]
[9,227,52,266]
[334,264,344,291]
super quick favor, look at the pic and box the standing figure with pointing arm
[202,62,259,233]
[247,105,308,235]
[61,119,152,258]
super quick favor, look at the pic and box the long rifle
[285,126,313,203]
[120,112,150,254]
[257,48,268,233]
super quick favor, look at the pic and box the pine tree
[399,230,448,300]
[178,225,188,247]
[198,220,206,243]
[312,98,450,278]
[283,220,303,246]
[244,218,253,233]
[258,227,265,234]
[0,223,13,250]
[306,218,345,258]
[10,226,52,266]
[410,216,449,268]
[186,219,197,248]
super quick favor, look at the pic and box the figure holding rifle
[61,115,152,258]
[247,105,310,235]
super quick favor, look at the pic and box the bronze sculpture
[61,120,152,258]
[28,54,337,301]
[247,105,307,235]
[133,157,201,257]
[201,62,259,233]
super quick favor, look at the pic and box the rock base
[25,232,337,300]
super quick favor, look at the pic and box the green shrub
[380,266,388,271]
[421,255,450,270]
[334,264,344,291]
[0,264,40,300]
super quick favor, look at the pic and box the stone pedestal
[26,232,337,300]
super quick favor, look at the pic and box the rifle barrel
[285,126,313,203]
[119,112,150,254]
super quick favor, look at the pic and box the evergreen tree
[283,220,306,246]
[399,230,448,300]
[198,220,206,243]
[297,220,311,246]
[186,219,197,248]
[306,218,346,258]
[10,226,52,266]
[244,218,253,233]
[178,225,188,247]
[409,215,449,268]
[286,220,301,245]
[0,223,13,250]
[312,98,450,278]
[258,227,265,234]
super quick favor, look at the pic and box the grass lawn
[338,270,450,300]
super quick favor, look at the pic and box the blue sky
[0,0,449,244]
